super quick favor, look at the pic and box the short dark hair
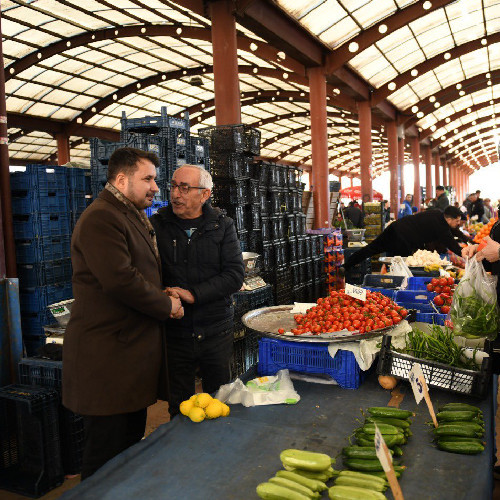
[107,147,159,181]
[436,185,444,191]
[476,190,481,194]
[444,206,461,219]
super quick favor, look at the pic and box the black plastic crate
[220,204,247,233]
[249,179,260,204]
[287,166,302,190]
[288,236,298,263]
[199,124,260,154]
[295,212,307,235]
[211,179,249,205]
[298,259,307,284]
[274,287,294,306]
[294,284,306,302]
[269,188,286,214]
[291,190,303,213]
[307,234,319,256]
[304,236,312,260]
[247,205,261,230]
[261,241,274,272]
[190,135,210,163]
[237,229,249,250]
[362,274,405,289]
[233,284,273,315]
[251,161,270,184]
[261,216,271,241]
[313,257,324,282]
[268,164,287,188]
[249,229,262,251]
[121,107,189,136]
[282,191,291,213]
[258,188,268,214]
[377,335,491,398]
[286,214,296,237]
[290,262,300,287]
[270,215,286,240]
[305,280,315,302]
[296,235,306,260]
[209,153,250,179]
[230,329,260,379]
[0,384,63,497]
[272,239,287,267]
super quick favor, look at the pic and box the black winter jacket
[150,204,245,339]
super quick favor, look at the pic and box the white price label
[374,424,392,472]
[408,363,425,404]
[345,283,367,302]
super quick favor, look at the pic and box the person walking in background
[343,201,364,228]
[434,185,450,211]
[63,148,184,480]
[483,198,497,222]
[398,194,413,219]
[383,200,391,223]
[151,165,245,418]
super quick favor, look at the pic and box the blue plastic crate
[20,287,48,313]
[11,189,69,214]
[18,259,72,288]
[46,282,73,306]
[15,236,71,264]
[10,165,67,191]
[395,290,436,303]
[145,200,168,218]
[415,312,447,325]
[406,276,433,290]
[363,287,396,299]
[21,310,54,336]
[362,274,405,289]
[66,168,86,193]
[396,301,434,313]
[257,338,365,389]
[69,193,87,213]
[12,212,70,239]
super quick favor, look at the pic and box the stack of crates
[121,106,191,199]
[363,201,385,273]
[199,123,261,252]
[324,229,345,293]
[0,384,64,497]
[89,138,123,198]
[66,166,87,229]
[189,135,210,170]
[10,165,73,355]
[18,358,85,477]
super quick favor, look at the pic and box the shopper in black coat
[343,201,364,228]
[344,206,465,270]
[150,165,245,416]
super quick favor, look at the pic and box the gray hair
[180,164,213,190]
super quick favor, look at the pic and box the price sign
[345,283,366,302]
[408,363,438,428]
[374,424,405,500]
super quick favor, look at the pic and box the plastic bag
[215,369,300,407]
[449,258,499,340]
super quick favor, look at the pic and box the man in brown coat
[63,147,183,479]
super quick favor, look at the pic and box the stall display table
[62,370,495,500]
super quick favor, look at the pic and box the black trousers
[81,408,147,480]
[344,226,411,270]
[166,331,233,417]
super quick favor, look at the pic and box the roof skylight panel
[320,16,359,48]
[300,0,347,35]
[351,0,396,28]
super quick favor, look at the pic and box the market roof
[3,0,499,173]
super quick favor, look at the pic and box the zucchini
[361,423,399,435]
[437,410,477,421]
[433,425,482,438]
[367,407,413,419]
[275,470,327,492]
[343,446,393,459]
[269,477,319,499]
[365,470,401,479]
[365,416,411,428]
[437,440,484,455]
[280,449,332,472]
[257,482,311,500]
[328,485,386,500]
[288,469,335,482]
[338,471,387,486]
[334,476,386,492]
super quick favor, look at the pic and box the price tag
[408,363,438,427]
[374,424,405,500]
[345,283,366,302]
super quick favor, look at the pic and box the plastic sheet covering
[62,369,495,500]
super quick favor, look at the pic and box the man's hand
[476,236,500,263]
[169,287,195,304]
[169,296,184,319]
[164,287,180,299]
[461,244,478,259]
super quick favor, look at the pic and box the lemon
[188,407,206,423]
[194,393,213,408]
[221,403,230,417]
[179,400,194,416]
[189,394,198,402]
[204,400,223,419]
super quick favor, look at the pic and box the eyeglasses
[168,182,207,195]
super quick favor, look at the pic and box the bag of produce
[449,257,499,340]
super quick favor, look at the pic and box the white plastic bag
[215,369,300,407]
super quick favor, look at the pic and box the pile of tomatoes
[426,277,456,315]
[286,289,408,336]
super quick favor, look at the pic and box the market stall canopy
[340,186,383,201]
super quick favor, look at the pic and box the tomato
[434,286,442,294]
[440,305,450,314]
[433,295,444,306]
[278,328,284,334]
[442,286,451,294]
[352,320,361,329]
[438,278,447,286]
[365,326,372,332]
[431,278,439,286]
[426,283,434,292]
[400,309,408,318]
[447,277,454,285]
[393,317,401,324]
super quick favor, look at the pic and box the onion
[378,375,397,390]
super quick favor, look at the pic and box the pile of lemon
[180,393,230,423]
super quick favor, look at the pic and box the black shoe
[493,465,500,481]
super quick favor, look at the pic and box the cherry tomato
[433,296,444,306]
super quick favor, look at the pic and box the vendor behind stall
[345,206,467,270]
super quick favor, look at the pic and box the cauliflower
[405,250,450,267]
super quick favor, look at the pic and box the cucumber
[438,403,482,414]
[433,425,482,437]
[334,476,386,492]
[365,470,402,479]
[276,470,327,492]
[344,459,383,472]
[392,445,403,457]
[338,471,387,486]
[328,485,386,500]
[356,433,403,448]
[365,416,411,428]
[257,482,311,500]
[361,423,399,435]
[437,410,477,421]
[437,440,485,454]
[437,436,485,444]
[342,446,393,459]
[269,477,320,499]
[280,449,332,472]
[367,407,413,419]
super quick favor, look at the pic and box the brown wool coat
[62,189,173,416]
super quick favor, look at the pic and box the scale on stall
[241,252,267,290]
[345,229,367,247]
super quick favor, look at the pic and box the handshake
[164,286,195,319]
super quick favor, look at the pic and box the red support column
[210,0,241,125]
[443,160,448,187]
[423,146,432,202]
[357,100,372,202]
[307,66,330,228]
[387,121,398,219]
[350,176,354,188]
[411,137,421,210]
[398,135,405,201]
[0,10,14,277]
[56,132,70,165]
[433,152,440,192]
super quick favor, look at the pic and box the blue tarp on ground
[62,369,495,500]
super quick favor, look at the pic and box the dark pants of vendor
[345,224,412,270]
[167,331,233,417]
[81,408,147,480]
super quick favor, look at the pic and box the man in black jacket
[344,206,466,270]
[150,165,245,417]
[343,201,364,228]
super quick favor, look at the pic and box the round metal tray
[241,305,395,343]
